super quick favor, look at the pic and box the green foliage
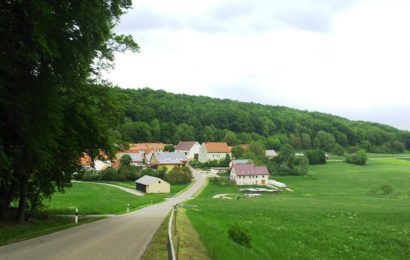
[164,166,192,184]
[163,144,175,152]
[112,88,408,155]
[346,150,368,165]
[231,145,246,159]
[120,154,132,167]
[306,149,327,165]
[0,0,137,220]
[228,223,252,248]
[224,131,238,146]
[333,144,345,156]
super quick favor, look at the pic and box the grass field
[44,182,164,215]
[186,158,410,259]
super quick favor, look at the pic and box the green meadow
[186,158,410,259]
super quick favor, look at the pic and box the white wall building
[175,141,201,160]
[230,164,270,186]
[198,142,232,163]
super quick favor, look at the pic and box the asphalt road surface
[0,170,206,260]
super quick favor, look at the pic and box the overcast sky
[104,0,410,131]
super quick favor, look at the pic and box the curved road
[0,170,206,260]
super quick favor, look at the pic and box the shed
[135,175,170,193]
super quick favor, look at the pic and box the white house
[230,164,270,186]
[175,141,201,160]
[198,142,232,163]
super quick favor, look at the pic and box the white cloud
[105,0,410,130]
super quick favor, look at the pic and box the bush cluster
[305,149,327,165]
[164,166,192,184]
[190,155,230,169]
[345,150,367,165]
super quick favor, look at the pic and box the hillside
[112,87,410,153]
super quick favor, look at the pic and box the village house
[175,141,201,160]
[135,175,170,193]
[149,152,188,171]
[230,163,270,185]
[198,142,232,163]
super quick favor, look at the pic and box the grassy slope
[44,182,164,215]
[186,158,410,259]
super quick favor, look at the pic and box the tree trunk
[15,174,28,223]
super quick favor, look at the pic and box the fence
[168,205,177,260]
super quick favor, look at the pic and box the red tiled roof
[204,142,231,153]
[175,141,197,151]
[233,164,269,176]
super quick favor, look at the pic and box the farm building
[230,164,270,185]
[135,175,170,193]
[175,141,201,160]
[150,152,188,171]
[198,142,232,163]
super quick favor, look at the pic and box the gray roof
[265,150,278,157]
[231,159,252,165]
[126,153,143,162]
[135,175,167,185]
[175,141,197,151]
[154,152,188,164]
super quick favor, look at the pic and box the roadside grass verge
[186,159,410,259]
[142,213,170,260]
[176,208,210,259]
[0,216,102,246]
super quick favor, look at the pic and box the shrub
[164,166,192,184]
[294,156,309,176]
[82,170,100,181]
[333,144,345,156]
[100,167,117,181]
[228,223,252,248]
[345,149,367,165]
[306,149,326,165]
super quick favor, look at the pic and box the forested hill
[112,87,410,153]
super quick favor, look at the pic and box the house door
[261,180,265,185]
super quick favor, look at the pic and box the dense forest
[112,88,410,154]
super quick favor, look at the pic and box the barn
[135,175,170,193]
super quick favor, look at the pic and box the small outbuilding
[135,175,170,193]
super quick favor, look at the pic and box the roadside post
[127,203,130,212]
[75,208,79,224]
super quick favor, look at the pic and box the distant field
[186,159,410,259]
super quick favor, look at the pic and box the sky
[104,0,410,131]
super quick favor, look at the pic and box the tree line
[113,88,410,154]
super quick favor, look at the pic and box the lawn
[44,182,165,215]
[186,158,410,259]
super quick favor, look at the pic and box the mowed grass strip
[186,159,410,259]
[0,216,102,246]
[45,182,164,215]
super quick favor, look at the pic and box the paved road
[0,170,206,260]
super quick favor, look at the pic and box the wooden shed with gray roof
[135,175,170,193]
